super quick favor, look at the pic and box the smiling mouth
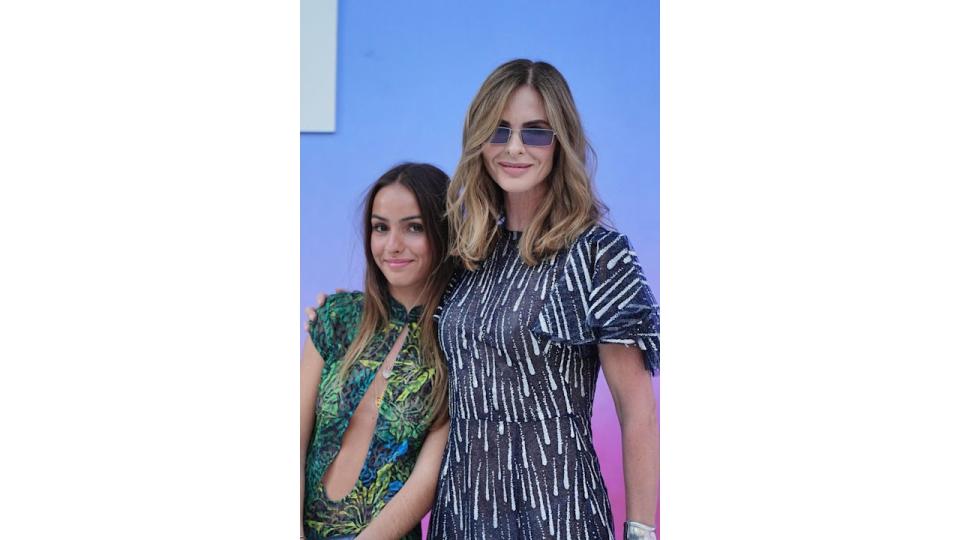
[385,259,413,269]
[499,162,532,170]
[498,162,533,177]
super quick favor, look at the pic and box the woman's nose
[386,230,403,252]
[506,129,525,155]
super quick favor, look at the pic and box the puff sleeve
[307,291,364,364]
[533,227,660,374]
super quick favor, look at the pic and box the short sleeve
[532,227,660,374]
[307,291,364,363]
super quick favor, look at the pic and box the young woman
[300,163,457,540]
[424,59,660,540]
[308,60,660,540]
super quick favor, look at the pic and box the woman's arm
[300,338,325,537]
[598,343,659,527]
[356,419,450,540]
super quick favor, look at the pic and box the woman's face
[370,183,433,301]
[481,85,556,198]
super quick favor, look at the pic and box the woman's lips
[385,259,413,269]
[498,161,532,177]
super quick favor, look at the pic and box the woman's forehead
[372,184,420,216]
[500,86,547,121]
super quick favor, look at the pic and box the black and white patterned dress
[426,224,660,539]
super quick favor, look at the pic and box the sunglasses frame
[488,126,556,147]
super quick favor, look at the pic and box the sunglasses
[488,126,555,147]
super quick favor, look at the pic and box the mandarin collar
[387,295,423,323]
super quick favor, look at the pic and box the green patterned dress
[304,291,435,540]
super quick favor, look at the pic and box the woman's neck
[503,184,547,232]
[388,285,424,312]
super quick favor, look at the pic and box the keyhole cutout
[321,325,409,501]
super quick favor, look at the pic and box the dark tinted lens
[521,128,554,146]
[489,126,511,144]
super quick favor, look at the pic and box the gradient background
[301,1,659,537]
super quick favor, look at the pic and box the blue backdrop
[301,1,659,536]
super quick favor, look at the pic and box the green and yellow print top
[304,291,434,540]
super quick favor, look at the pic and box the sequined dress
[426,224,660,539]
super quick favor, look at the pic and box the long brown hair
[448,59,607,270]
[338,163,455,425]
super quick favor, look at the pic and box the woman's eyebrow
[371,214,422,222]
[499,119,550,128]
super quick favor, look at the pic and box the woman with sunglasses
[308,60,659,540]
[300,163,457,540]
[424,59,660,540]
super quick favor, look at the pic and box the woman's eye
[408,223,424,233]
[372,223,388,233]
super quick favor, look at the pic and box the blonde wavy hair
[447,59,607,270]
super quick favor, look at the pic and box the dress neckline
[387,295,423,323]
[496,213,523,240]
